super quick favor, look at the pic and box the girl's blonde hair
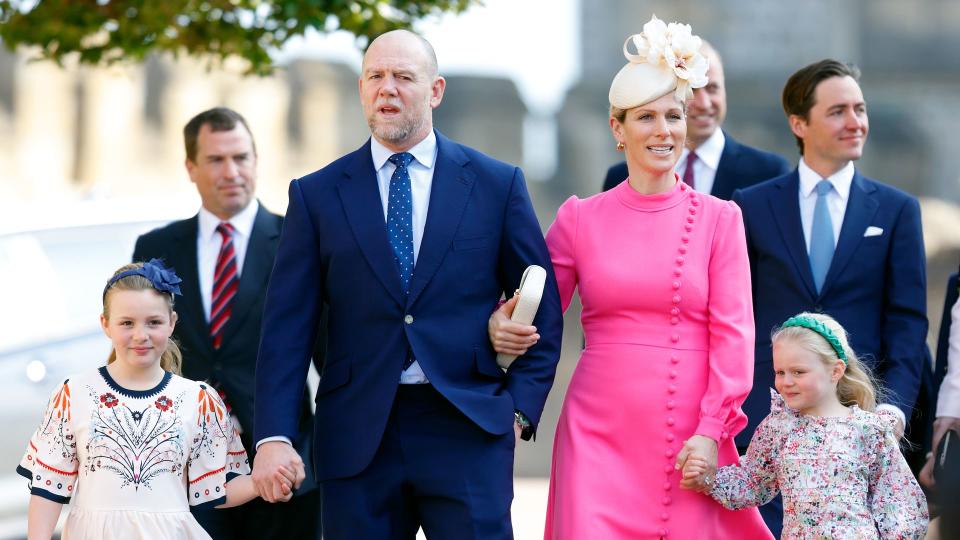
[102,262,182,375]
[771,312,880,411]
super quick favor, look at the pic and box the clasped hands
[675,434,718,494]
[251,441,307,503]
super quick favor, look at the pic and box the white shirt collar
[370,130,438,172]
[198,199,259,242]
[683,128,725,170]
[798,158,854,201]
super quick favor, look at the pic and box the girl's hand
[488,295,539,356]
[676,435,718,493]
[275,471,294,502]
[680,456,713,493]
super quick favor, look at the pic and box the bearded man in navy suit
[603,42,789,197]
[732,59,929,537]
[251,30,562,539]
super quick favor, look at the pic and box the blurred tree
[0,0,478,74]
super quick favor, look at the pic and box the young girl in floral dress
[18,260,291,539]
[682,312,928,538]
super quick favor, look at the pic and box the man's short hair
[781,59,861,154]
[183,107,256,162]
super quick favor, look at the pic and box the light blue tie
[387,152,416,370]
[809,179,835,293]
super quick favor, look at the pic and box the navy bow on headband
[103,259,183,299]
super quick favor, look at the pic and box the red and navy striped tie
[210,222,238,349]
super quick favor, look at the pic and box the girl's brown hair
[102,263,182,375]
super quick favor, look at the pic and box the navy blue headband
[103,259,183,300]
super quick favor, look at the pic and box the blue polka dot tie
[388,152,416,370]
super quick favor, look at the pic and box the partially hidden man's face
[685,49,727,148]
[790,75,869,171]
[359,32,445,152]
[186,124,257,220]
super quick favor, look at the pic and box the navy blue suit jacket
[602,131,790,199]
[733,170,929,446]
[255,131,563,481]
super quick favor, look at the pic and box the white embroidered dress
[18,367,249,539]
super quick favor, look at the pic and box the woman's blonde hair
[771,312,880,411]
[102,262,182,375]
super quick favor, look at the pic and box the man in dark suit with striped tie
[602,42,789,198]
[133,107,320,539]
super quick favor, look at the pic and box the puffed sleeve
[696,200,755,441]
[710,390,785,509]
[187,383,250,509]
[544,195,580,312]
[868,410,928,539]
[17,380,78,503]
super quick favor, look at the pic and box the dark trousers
[321,384,515,540]
[192,487,321,539]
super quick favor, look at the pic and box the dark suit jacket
[254,130,563,481]
[733,170,929,446]
[935,272,959,400]
[602,131,790,199]
[133,204,316,490]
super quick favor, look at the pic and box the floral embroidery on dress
[86,384,186,490]
[709,389,928,539]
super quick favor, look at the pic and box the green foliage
[0,0,479,74]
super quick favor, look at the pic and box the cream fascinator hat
[609,15,710,110]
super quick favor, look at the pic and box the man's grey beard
[368,110,427,146]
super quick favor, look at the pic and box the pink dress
[543,179,771,539]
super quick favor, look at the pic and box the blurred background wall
[1,0,958,476]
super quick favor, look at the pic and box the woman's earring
[616,141,625,152]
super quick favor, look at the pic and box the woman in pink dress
[490,16,772,540]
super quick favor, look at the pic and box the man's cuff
[256,436,293,449]
[877,404,906,429]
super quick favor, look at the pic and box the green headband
[780,315,848,364]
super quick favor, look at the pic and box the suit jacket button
[404,314,414,324]
[813,304,823,312]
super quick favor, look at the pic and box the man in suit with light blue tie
[250,29,563,539]
[732,59,929,537]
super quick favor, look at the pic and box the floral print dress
[17,367,249,539]
[710,389,928,539]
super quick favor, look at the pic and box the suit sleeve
[497,167,563,431]
[879,197,928,417]
[254,179,325,443]
[697,201,756,442]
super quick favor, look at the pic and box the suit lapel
[338,142,406,307]
[768,172,818,298]
[819,172,878,296]
[710,131,738,199]
[220,205,281,347]
[407,132,475,307]
[169,216,212,351]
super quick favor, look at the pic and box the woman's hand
[488,295,540,356]
[676,435,718,491]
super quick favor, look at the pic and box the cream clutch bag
[496,265,547,369]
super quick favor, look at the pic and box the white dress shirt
[937,296,960,418]
[677,128,725,196]
[197,200,259,322]
[797,158,853,253]
[370,132,438,384]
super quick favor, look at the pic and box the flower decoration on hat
[609,15,709,110]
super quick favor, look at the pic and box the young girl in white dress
[682,312,928,539]
[18,260,292,539]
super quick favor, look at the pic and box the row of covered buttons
[659,182,699,539]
